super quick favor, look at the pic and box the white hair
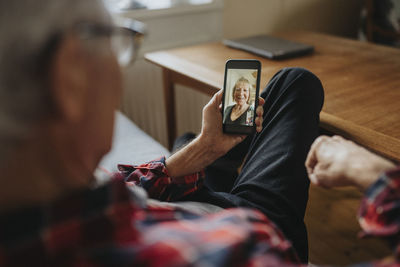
[0,0,110,160]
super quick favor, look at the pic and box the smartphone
[222,59,261,134]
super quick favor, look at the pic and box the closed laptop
[223,35,314,60]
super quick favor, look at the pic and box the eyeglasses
[76,18,146,67]
[37,18,146,77]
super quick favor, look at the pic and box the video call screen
[223,68,258,126]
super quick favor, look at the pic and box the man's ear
[49,34,89,122]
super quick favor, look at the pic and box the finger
[219,103,222,111]
[239,135,246,141]
[256,106,263,117]
[305,136,329,174]
[255,115,263,133]
[255,116,263,126]
[305,150,317,175]
[310,135,330,155]
[309,173,320,185]
[332,135,345,142]
[231,134,246,144]
[305,138,322,172]
[258,97,265,106]
[312,167,335,189]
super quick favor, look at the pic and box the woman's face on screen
[234,81,250,105]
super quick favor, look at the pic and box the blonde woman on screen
[223,77,254,126]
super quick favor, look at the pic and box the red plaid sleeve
[117,157,204,202]
[358,166,400,257]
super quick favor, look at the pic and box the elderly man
[0,0,399,266]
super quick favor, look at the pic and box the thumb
[309,173,320,185]
[206,90,222,110]
[312,165,335,188]
[214,90,223,105]
[232,134,246,145]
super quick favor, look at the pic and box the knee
[282,67,324,109]
[284,67,322,91]
[261,67,325,111]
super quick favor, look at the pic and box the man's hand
[166,90,264,178]
[198,89,265,159]
[305,135,395,191]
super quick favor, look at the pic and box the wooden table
[145,31,400,161]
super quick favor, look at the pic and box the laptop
[223,35,314,60]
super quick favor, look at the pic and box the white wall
[116,3,223,147]
[223,0,364,39]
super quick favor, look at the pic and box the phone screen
[222,60,260,134]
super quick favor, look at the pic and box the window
[105,0,214,12]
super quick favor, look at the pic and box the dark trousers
[178,67,324,262]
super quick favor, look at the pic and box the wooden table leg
[162,68,176,150]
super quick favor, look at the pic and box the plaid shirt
[0,157,399,266]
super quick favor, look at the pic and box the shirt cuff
[358,166,400,238]
[117,157,205,201]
